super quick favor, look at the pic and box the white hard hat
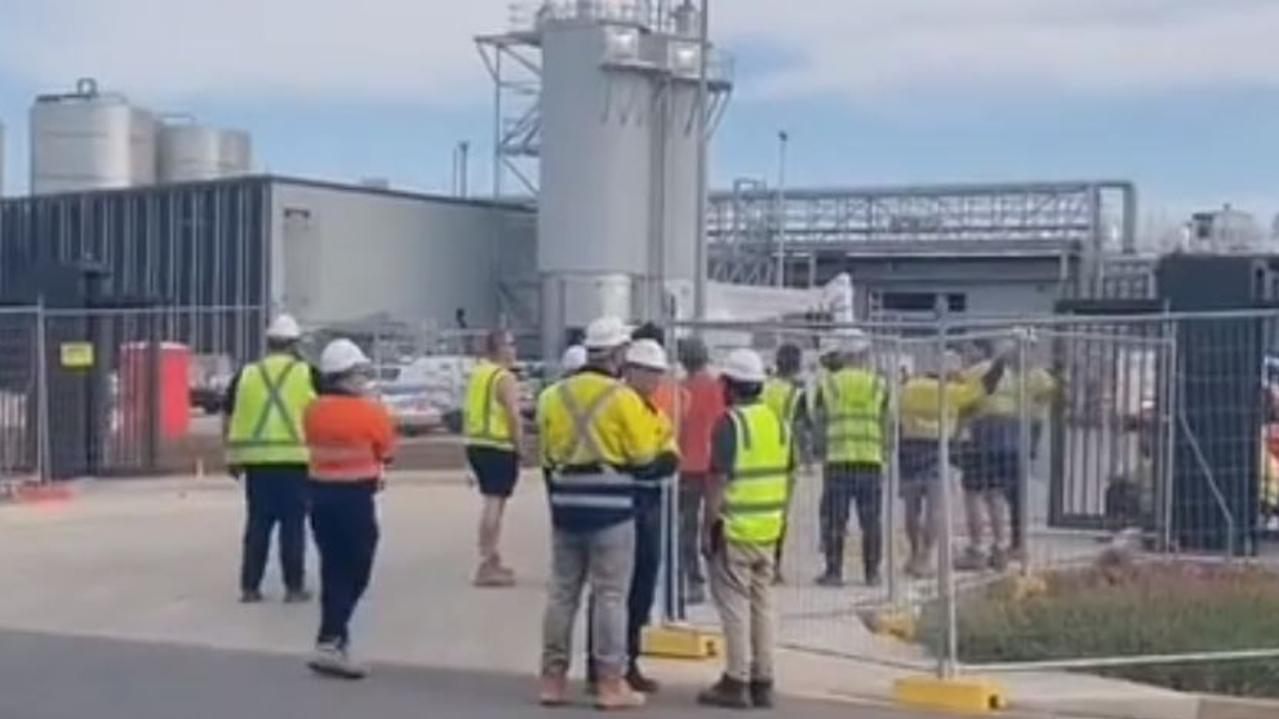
[266,314,301,341]
[722,348,766,384]
[561,345,587,372]
[625,339,668,372]
[583,316,630,350]
[319,338,370,375]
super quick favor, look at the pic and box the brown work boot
[595,677,646,710]
[625,665,660,694]
[697,675,750,709]
[538,673,569,706]
[749,679,775,709]
[474,560,516,588]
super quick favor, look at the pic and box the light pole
[775,130,789,288]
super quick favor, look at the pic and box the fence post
[885,332,902,607]
[1016,328,1032,575]
[934,316,959,679]
[35,299,51,484]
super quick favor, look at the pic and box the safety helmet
[583,316,631,350]
[625,339,668,372]
[561,345,587,372]
[319,338,370,375]
[266,314,302,341]
[721,348,767,384]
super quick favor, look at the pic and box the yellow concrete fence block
[893,675,1007,715]
[641,623,723,660]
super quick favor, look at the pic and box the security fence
[661,310,1279,679]
[0,304,265,483]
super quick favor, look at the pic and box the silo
[538,13,656,351]
[656,17,704,318]
[158,121,253,183]
[30,78,157,194]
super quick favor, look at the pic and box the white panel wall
[268,181,535,329]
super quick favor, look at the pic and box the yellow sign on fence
[60,342,95,369]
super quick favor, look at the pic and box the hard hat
[561,345,587,372]
[319,338,370,375]
[583,316,630,350]
[625,339,668,372]
[721,348,766,384]
[266,314,302,341]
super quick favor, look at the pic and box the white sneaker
[307,641,367,680]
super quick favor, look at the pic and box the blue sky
[1,0,1277,238]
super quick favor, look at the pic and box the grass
[920,552,1279,698]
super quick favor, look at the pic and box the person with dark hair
[760,343,810,584]
[675,336,725,606]
[224,314,319,605]
[463,329,525,587]
[697,348,791,709]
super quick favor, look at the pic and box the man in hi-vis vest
[225,314,319,604]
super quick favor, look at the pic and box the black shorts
[466,446,520,498]
[959,446,1020,493]
[898,439,940,497]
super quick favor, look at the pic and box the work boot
[954,546,986,571]
[815,566,844,588]
[989,545,1010,572]
[538,673,569,707]
[239,589,264,604]
[283,588,313,604]
[749,679,775,709]
[625,665,660,694]
[595,677,646,710]
[697,675,750,709]
[474,560,516,588]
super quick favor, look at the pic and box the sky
[1,0,1277,239]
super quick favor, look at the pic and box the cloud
[1,0,1277,106]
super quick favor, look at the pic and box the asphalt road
[0,629,948,719]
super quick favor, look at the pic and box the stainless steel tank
[30,78,157,194]
[158,122,252,183]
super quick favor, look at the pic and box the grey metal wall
[267,179,535,330]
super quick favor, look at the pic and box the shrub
[920,557,1279,698]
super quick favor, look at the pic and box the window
[880,292,966,312]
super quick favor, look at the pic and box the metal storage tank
[30,78,157,195]
[157,122,252,183]
[658,26,704,316]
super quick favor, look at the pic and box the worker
[760,342,810,584]
[584,338,678,695]
[463,329,525,588]
[955,338,1054,571]
[813,330,888,587]
[697,348,792,710]
[224,313,318,604]
[897,351,1000,577]
[304,338,395,680]
[676,336,726,606]
[537,317,678,710]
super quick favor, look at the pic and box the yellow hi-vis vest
[822,367,886,465]
[464,360,515,451]
[762,377,802,427]
[723,403,792,544]
[226,354,315,465]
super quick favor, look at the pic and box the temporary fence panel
[0,308,40,483]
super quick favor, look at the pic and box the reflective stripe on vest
[723,404,791,545]
[464,361,514,450]
[823,368,885,465]
[309,443,382,482]
[546,381,632,512]
[226,355,314,465]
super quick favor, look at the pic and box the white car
[379,385,442,436]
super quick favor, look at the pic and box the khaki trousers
[708,540,776,682]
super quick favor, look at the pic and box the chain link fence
[662,310,1279,680]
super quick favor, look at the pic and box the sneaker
[596,677,646,710]
[954,546,986,571]
[474,562,517,588]
[625,666,660,694]
[307,642,366,680]
[283,589,313,604]
[815,570,845,588]
[697,675,750,709]
[749,679,775,709]
[239,589,264,604]
[538,673,569,706]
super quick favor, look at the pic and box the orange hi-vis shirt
[679,370,726,474]
[652,375,689,425]
[304,394,396,483]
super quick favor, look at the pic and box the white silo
[157,119,252,183]
[533,1,728,352]
[30,78,157,194]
